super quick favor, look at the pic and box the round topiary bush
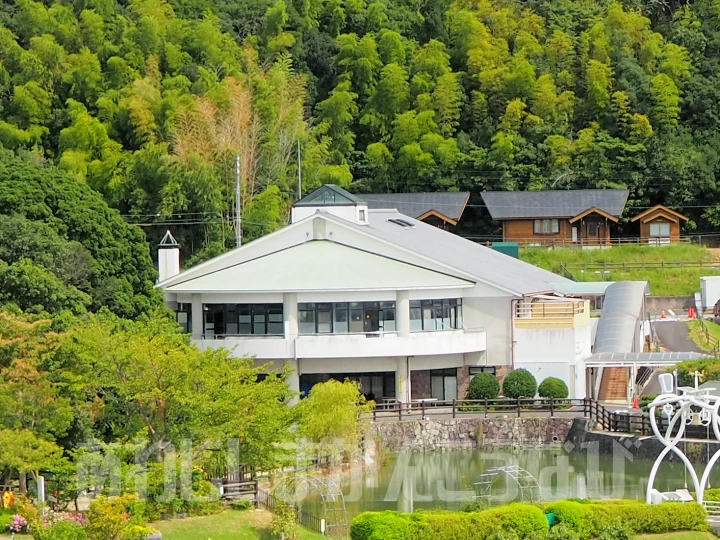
[538,377,569,399]
[466,372,500,400]
[502,369,537,399]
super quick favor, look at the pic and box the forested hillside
[1,0,720,261]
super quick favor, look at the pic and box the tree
[0,156,160,318]
[297,379,371,456]
[56,312,296,469]
[502,369,537,399]
[465,373,500,400]
[538,377,569,399]
[0,429,66,493]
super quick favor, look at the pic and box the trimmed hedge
[538,377,569,399]
[351,500,708,540]
[544,500,708,539]
[502,369,537,399]
[466,372,500,400]
[351,504,548,540]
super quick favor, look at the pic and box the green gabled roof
[293,184,365,207]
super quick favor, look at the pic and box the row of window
[533,219,559,235]
[175,298,463,336]
[299,302,396,334]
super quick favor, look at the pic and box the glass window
[252,304,267,335]
[175,303,192,334]
[380,302,395,332]
[359,209,366,222]
[535,219,558,234]
[430,368,458,400]
[469,366,496,378]
[226,305,238,335]
[410,301,422,332]
[533,220,541,234]
[238,305,252,334]
[299,303,315,334]
[552,219,559,233]
[334,303,349,333]
[268,304,284,335]
[317,303,332,333]
[650,223,670,237]
[349,303,364,333]
[364,302,379,332]
[422,300,434,330]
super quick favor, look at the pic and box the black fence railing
[256,487,324,534]
[369,398,720,441]
[369,397,590,421]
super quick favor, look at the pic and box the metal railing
[368,398,720,440]
[515,302,586,319]
[565,260,720,272]
[696,319,720,355]
[256,487,324,533]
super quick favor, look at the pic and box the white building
[157,185,592,401]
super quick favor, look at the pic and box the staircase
[598,368,628,402]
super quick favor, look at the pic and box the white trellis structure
[473,465,541,506]
[647,372,720,504]
[273,474,349,539]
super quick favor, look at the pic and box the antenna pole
[235,155,242,248]
[297,139,302,199]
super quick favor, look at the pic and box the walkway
[654,320,702,353]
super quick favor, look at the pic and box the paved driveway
[654,320,702,353]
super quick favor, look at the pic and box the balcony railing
[514,300,589,328]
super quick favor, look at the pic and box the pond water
[303,446,720,519]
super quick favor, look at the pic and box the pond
[302,446,720,519]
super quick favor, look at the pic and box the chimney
[158,230,180,282]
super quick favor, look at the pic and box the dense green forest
[1,0,720,264]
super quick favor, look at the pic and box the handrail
[367,397,720,440]
[696,319,720,355]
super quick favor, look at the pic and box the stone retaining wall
[370,417,574,451]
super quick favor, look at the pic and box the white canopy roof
[163,240,475,293]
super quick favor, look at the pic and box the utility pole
[297,139,302,199]
[235,154,242,248]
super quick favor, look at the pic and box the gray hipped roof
[323,209,572,295]
[294,185,365,207]
[361,192,470,221]
[481,189,630,220]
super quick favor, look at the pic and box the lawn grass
[520,244,719,295]
[687,319,720,353]
[151,509,325,540]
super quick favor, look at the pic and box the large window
[175,303,192,334]
[298,302,395,334]
[203,304,283,337]
[650,223,671,237]
[533,219,559,234]
[300,373,395,400]
[410,299,462,331]
[431,368,458,400]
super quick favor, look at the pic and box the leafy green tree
[297,379,370,456]
[502,369,537,399]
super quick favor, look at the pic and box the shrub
[598,523,632,540]
[502,369,537,399]
[546,524,580,540]
[538,377,569,399]
[475,504,549,538]
[231,499,253,511]
[466,373,500,400]
[351,512,409,540]
[33,520,88,540]
[543,501,596,539]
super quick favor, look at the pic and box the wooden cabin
[630,205,689,245]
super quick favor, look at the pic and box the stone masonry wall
[370,417,574,451]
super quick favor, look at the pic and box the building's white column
[396,357,410,403]
[191,294,203,340]
[396,290,410,337]
[284,358,300,405]
[283,294,300,404]
[283,293,298,338]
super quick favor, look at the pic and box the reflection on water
[303,446,720,518]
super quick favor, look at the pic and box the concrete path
[654,320,703,353]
